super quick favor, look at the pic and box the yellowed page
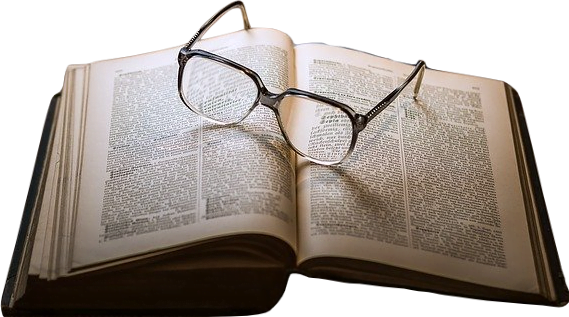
[71,28,297,271]
[28,65,85,279]
[295,44,538,293]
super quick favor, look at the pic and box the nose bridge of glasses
[257,88,280,109]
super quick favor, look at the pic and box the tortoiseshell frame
[177,1,426,165]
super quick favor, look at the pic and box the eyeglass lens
[278,96,353,163]
[182,56,258,124]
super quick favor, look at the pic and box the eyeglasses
[177,1,426,165]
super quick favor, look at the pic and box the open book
[2,14,568,316]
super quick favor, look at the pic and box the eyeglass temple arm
[365,60,426,122]
[185,1,251,49]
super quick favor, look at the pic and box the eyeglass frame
[177,1,426,165]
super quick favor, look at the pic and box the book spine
[506,83,569,306]
[1,93,61,313]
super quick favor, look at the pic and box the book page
[294,44,539,293]
[71,28,297,269]
[28,64,88,280]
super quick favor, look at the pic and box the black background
[8,0,569,313]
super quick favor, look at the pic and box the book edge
[505,82,569,306]
[1,93,61,314]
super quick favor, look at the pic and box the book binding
[2,93,61,314]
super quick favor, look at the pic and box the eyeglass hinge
[178,45,195,64]
[354,114,368,132]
